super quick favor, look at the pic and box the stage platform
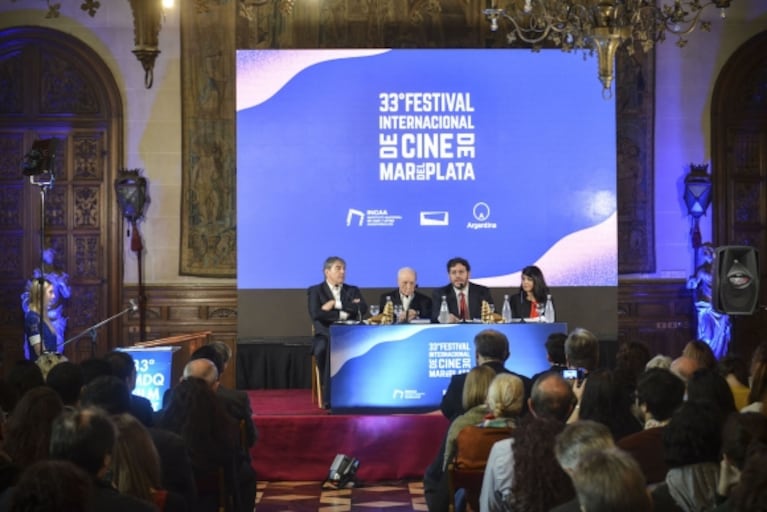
[247,389,449,482]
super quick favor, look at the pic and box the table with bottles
[328,321,568,412]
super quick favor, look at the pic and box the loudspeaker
[712,245,760,315]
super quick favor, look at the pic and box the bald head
[182,358,219,388]
[397,267,417,297]
[530,372,576,422]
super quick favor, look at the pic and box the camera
[561,368,584,381]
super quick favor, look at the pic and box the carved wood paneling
[121,284,238,388]
[618,279,695,358]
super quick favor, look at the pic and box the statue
[686,243,731,358]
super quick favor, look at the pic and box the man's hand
[407,309,418,321]
[321,299,336,311]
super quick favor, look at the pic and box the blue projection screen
[236,49,617,289]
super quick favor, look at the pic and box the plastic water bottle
[544,294,555,323]
[438,296,450,324]
[501,294,512,323]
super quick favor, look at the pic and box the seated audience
[111,413,186,511]
[157,377,241,512]
[617,368,685,485]
[49,407,156,511]
[104,350,154,427]
[4,460,92,512]
[576,369,643,441]
[651,401,725,511]
[378,267,432,322]
[564,327,600,376]
[724,441,767,511]
[683,339,717,370]
[551,420,615,512]
[717,354,750,411]
[4,387,63,471]
[45,361,84,408]
[5,361,43,412]
[78,357,113,385]
[687,368,737,416]
[570,448,652,512]
[646,354,673,370]
[743,341,767,413]
[715,412,767,508]
[670,355,701,383]
[79,375,197,509]
[530,332,567,384]
[443,365,496,469]
[480,372,576,512]
[614,340,652,390]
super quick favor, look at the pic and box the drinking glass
[535,302,545,322]
[393,305,403,323]
[369,305,380,317]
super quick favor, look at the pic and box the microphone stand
[62,303,137,358]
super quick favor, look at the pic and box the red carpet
[247,390,449,482]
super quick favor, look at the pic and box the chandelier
[483,0,732,96]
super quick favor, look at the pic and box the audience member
[111,413,186,511]
[78,374,197,509]
[104,350,154,427]
[431,257,493,323]
[717,354,750,411]
[479,372,576,512]
[307,256,367,407]
[45,361,84,408]
[617,368,686,485]
[5,361,43,412]
[185,350,258,512]
[576,369,642,441]
[443,365,495,469]
[613,340,651,391]
[78,357,113,385]
[530,332,567,384]
[687,368,737,416]
[743,341,767,413]
[4,386,63,471]
[651,401,724,511]
[646,354,673,370]
[49,407,156,511]
[440,329,531,421]
[157,377,241,512]
[35,352,68,381]
[715,412,767,507]
[551,420,615,512]
[378,267,432,322]
[509,265,550,320]
[726,441,767,511]
[683,339,717,370]
[5,460,92,512]
[570,448,652,512]
[564,328,599,375]
[670,355,701,383]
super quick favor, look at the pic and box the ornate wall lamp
[684,163,713,250]
[128,0,164,88]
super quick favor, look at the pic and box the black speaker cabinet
[712,246,760,315]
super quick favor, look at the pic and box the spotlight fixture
[325,454,360,488]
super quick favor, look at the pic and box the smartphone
[562,368,584,381]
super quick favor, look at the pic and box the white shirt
[327,281,348,320]
[480,438,515,512]
[401,294,412,312]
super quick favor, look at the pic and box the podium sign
[118,346,178,411]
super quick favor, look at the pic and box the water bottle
[384,296,394,324]
[544,294,555,323]
[438,295,450,324]
[501,294,512,323]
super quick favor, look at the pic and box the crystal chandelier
[483,0,732,96]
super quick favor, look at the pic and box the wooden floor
[256,480,426,511]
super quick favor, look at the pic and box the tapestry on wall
[179,0,237,277]
[616,45,656,274]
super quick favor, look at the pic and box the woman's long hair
[27,279,52,314]
[748,341,767,405]
[518,266,549,304]
[111,413,162,504]
[4,387,63,469]
[508,417,574,511]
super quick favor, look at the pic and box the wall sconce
[683,163,713,250]
[128,0,163,88]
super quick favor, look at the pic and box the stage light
[325,454,360,488]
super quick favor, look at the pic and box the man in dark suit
[307,256,368,407]
[378,266,432,322]
[431,256,494,323]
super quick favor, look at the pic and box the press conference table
[328,321,567,412]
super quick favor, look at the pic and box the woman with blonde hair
[24,278,57,360]
[111,413,186,511]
